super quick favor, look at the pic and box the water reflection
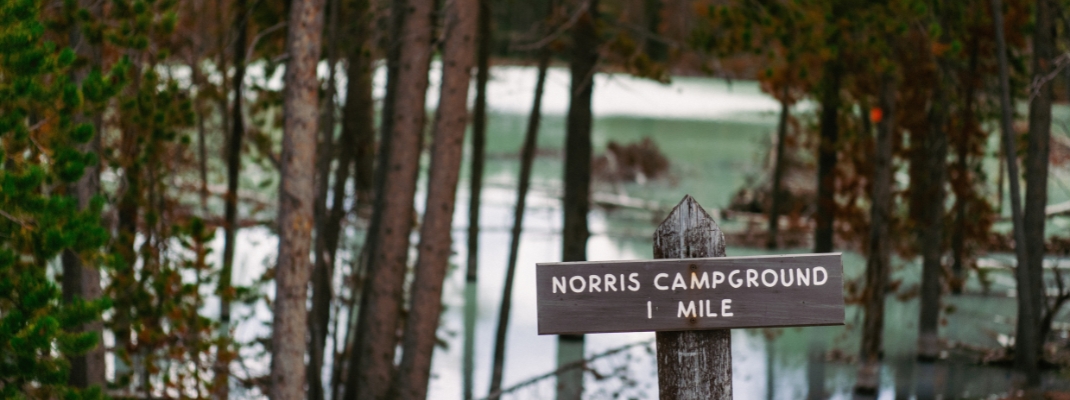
[429,109,1070,399]
[221,72,1070,398]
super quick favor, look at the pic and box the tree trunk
[643,0,665,62]
[309,0,343,397]
[951,39,980,295]
[488,46,551,400]
[855,74,895,394]
[814,58,840,254]
[216,0,248,396]
[1021,0,1053,386]
[393,0,478,395]
[990,0,1035,385]
[766,83,790,250]
[269,0,325,397]
[807,21,841,400]
[557,1,598,398]
[328,0,375,394]
[350,0,378,213]
[113,75,144,388]
[63,2,105,386]
[463,0,491,397]
[347,0,435,396]
[340,0,404,395]
[917,53,950,361]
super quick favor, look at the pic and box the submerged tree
[558,0,599,398]
[1019,0,1053,386]
[489,10,554,398]
[464,0,492,396]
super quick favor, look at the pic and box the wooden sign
[536,253,844,335]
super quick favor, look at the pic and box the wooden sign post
[535,195,844,399]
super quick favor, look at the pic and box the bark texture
[856,74,895,393]
[393,0,477,395]
[654,195,731,400]
[557,0,598,398]
[1020,0,1053,385]
[488,46,551,399]
[340,0,405,395]
[269,0,325,397]
[347,0,435,396]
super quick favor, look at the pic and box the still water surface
[214,65,1070,398]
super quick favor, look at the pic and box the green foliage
[0,0,119,397]
[85,0,221,393]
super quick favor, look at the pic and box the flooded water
[198,65,1070,398]
[422,66,1070,399]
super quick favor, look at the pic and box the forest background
[4,0,1070,398]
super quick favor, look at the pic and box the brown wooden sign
[536,253,844,335]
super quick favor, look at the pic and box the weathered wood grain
[536,253,843,335]
[656,195,730,400]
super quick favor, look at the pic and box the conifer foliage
[0,0,120,397]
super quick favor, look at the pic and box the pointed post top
[652,194,731,399]
[653,195,725,259]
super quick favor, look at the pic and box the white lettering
[746,269,759,287]
[797,268,810,286]
[569,276,586,293]
[678,301,697,318]
[761,269,778,287]
[706,300,716,317]
[628,273,640,291]
[553,276,567,293]
[589,275,601,292]
[604,274,617,291]
[647,301,652,319]
[814,266,828,285]
[712,271,725,288]
[721,299,733,317]
[654,273,669,290]
[691,272,709,289]
[729,270,742,288]
[672,273,687,290]
[780,268,794,286]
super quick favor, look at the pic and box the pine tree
[0,0,123,397]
